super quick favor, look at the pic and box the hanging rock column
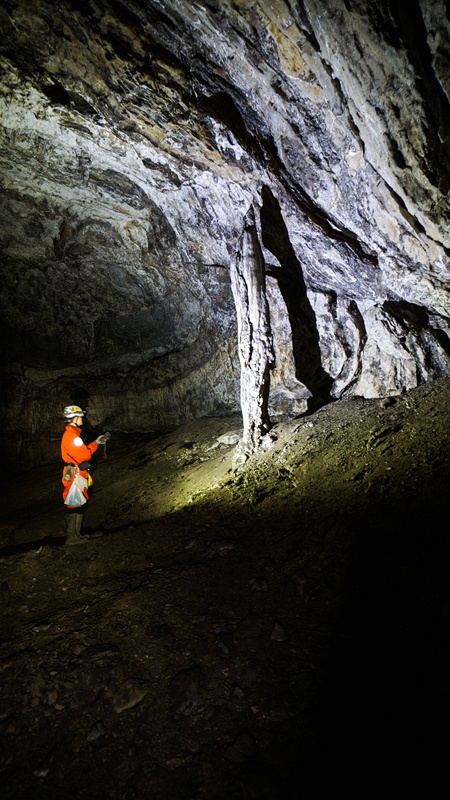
[230,207,275,466]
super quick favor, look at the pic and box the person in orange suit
[61,405,109,545]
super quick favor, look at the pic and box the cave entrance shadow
[260,185,333,411]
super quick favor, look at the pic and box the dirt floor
[1,377,450,799]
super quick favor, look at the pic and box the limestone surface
[1,0,449,471]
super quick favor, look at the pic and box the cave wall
[0,0,449,472]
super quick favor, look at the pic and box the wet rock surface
[1,379,449,798]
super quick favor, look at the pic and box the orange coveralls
[61,424,98,506]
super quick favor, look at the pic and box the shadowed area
[1,379,449,797]
[260,185,334,409]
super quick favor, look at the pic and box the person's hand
[95,432,111,444]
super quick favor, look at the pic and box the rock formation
[230,206,274,463]
[1,0,449,472]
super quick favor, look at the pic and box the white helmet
[63,405,85,419]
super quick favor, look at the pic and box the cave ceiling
[1,0,450,470]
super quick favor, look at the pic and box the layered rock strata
[0,0,449,471]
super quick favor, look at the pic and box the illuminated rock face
[0,0,449,470]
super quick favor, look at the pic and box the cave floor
[1,379,450,799]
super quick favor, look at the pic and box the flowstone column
[230,206,275,466]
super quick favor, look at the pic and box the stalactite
[230,206,275,465]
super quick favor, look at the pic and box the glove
[95,432,111,445]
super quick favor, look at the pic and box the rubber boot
[74,513,84,539]
[65,513,87,545]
